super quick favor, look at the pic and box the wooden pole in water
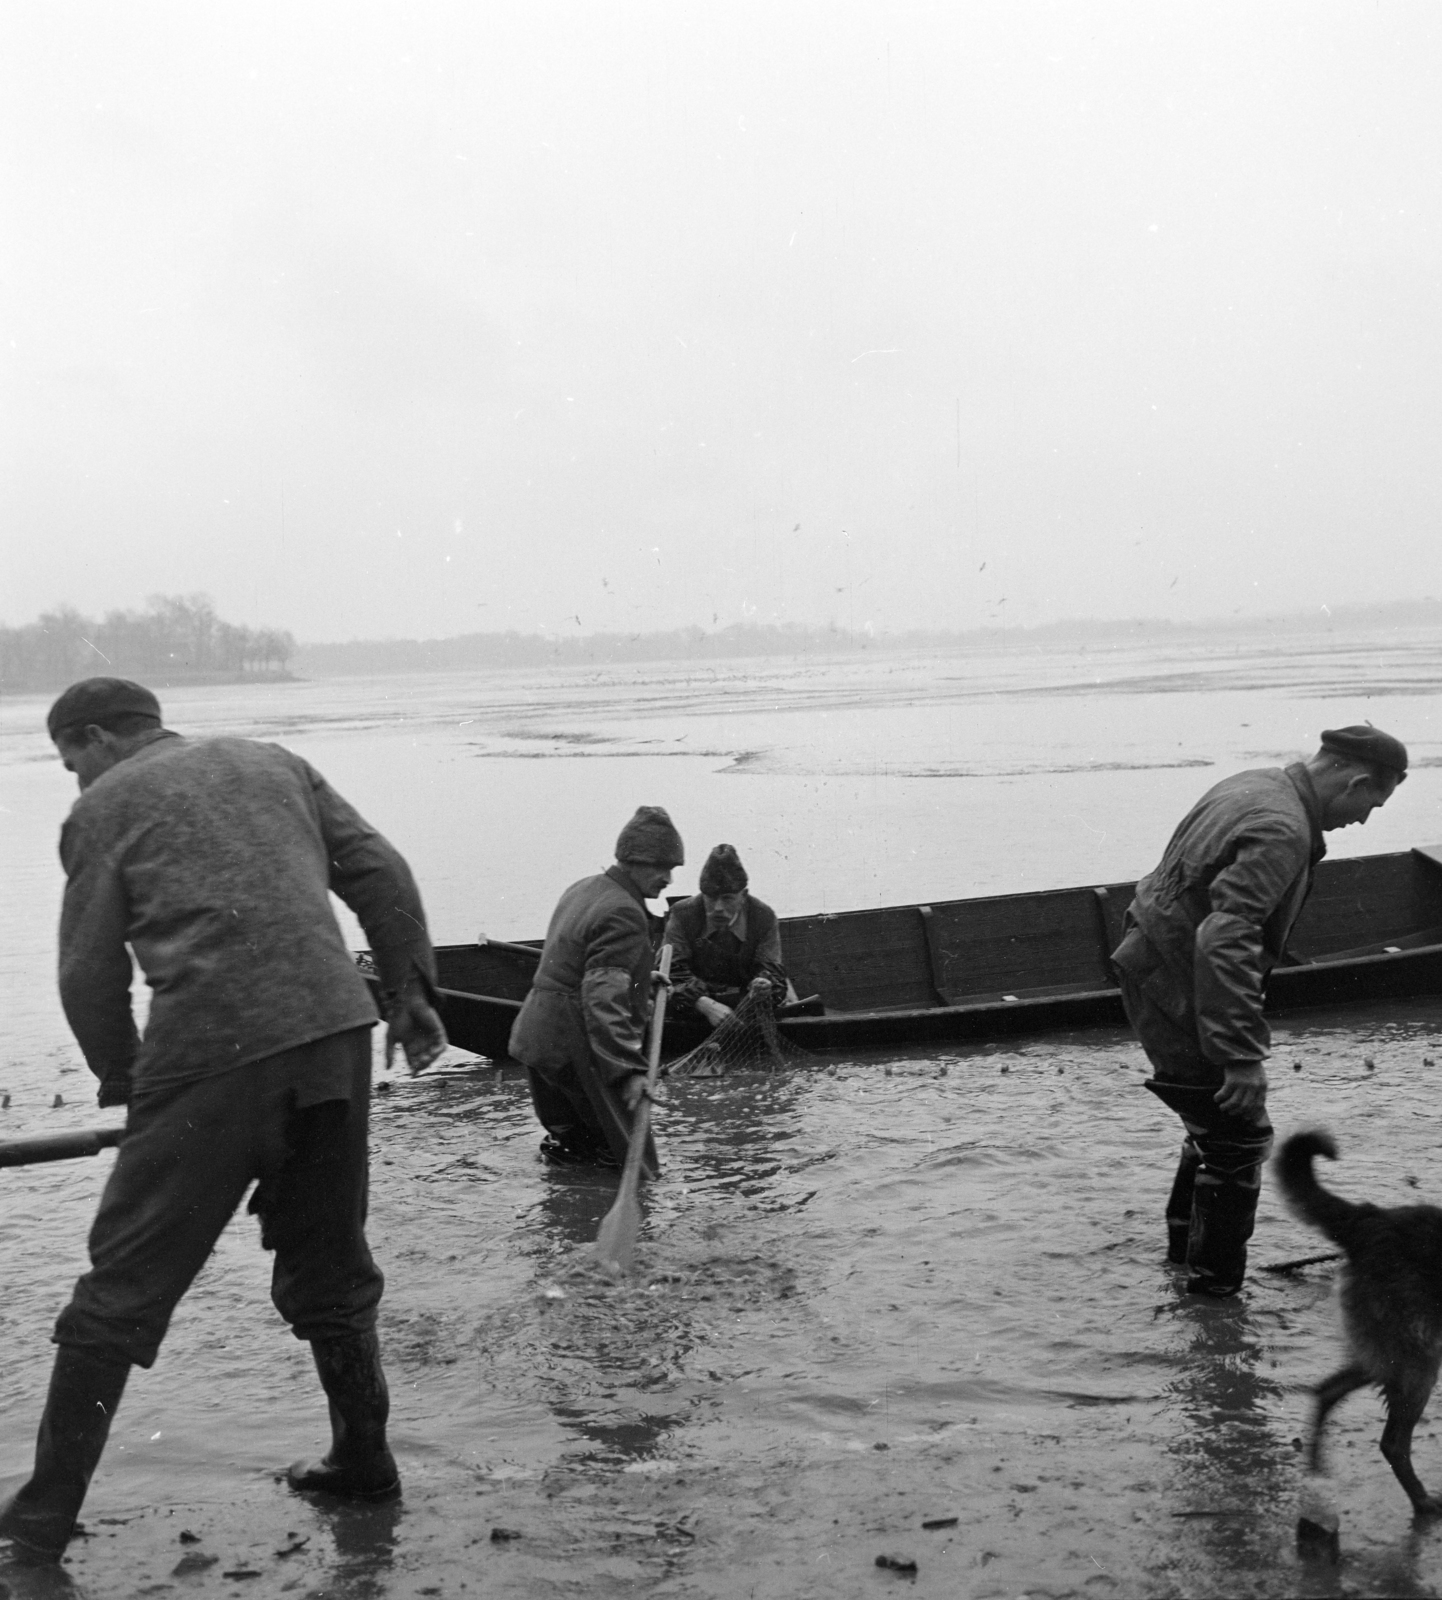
[1259,1251,1342,1274]
[595,945,672,1277]
[0,1126,125,1169]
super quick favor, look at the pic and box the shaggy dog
[1276,1130,1442,1514]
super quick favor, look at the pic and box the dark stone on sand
[921,1516,959,1530]
[873,1441,889,1450]
[491,1527,523,1542]
[876,1552,918,1573]
[52,1094,63,1108]
[171,1552,219,1575]
[376,1081,393,1094]
[178,1528,201,1543]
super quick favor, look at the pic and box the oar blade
[595,1188,642,1277]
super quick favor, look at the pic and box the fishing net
[665,986,810,1077]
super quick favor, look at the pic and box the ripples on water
[4,634,1442,1595]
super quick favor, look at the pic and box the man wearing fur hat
[1114,725,1407,1299]
[509,805,684,1172]
[664,844,788,1030]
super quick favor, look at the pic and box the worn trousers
[1118,974,1274,1292]
[56,1027,384,1367]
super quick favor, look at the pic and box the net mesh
[665,986,810,1077]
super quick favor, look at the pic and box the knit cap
[615,805,685,866]
[698,844,748,895]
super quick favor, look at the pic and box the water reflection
[506,1068,812,1471]
[308,1498,404,1600]
[0,1554,85,1600]
[1161,1296,1292,1581]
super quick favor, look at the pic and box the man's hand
[385,982,448,1076]
[1214,1060,1268,1118]
[748,975,772,994]
[697,996,732,1028]
[620,1073,647,1112]
[96,1068,132,1108]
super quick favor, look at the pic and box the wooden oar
[0,1126,125,1169]
[595,945,672,1277]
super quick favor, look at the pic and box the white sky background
[3,2,1441,642]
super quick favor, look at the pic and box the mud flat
[3,1001,1442,1599]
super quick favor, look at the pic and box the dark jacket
[58,732,436,1094]
[508,866,655,1086]
[662,893,787,1013]
[1112,763,1325,1066]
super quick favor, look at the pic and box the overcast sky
[4,3,1441,642]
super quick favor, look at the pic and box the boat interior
[424,846,1442,1022]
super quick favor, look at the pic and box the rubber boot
[287,1331,400,1500]
[0,1345,130,1561]
[1165,1138,1202,1263]
[1186,1164,1262,1298]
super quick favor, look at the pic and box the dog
[1276,1130,1442,1514]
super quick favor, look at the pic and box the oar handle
[0,1126,126,1169]
[477,936,543,961]
[617,945,672,1189]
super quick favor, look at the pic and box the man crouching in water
[1,678,446,1565]
[510,806,683,1172]
[664,844,789,1030]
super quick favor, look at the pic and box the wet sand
[4,641,1442,1597]
[7,1001,1442,1598]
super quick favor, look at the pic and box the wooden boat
[358,845,1442,1060]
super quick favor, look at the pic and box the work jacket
[58,731,436,1095]
[508,866,656,1086]
[1112,763,1325,1066]
[663,893,787,1012]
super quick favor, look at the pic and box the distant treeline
[294,599,1442,677]
[1,596,296,694]
[295,622,909,676]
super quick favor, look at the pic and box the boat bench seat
[1289,925,1442,966]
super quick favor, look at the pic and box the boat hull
[360,846,1442,1061]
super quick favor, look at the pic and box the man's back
[59,734,400,1088]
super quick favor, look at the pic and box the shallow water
[4,631,1442,1598]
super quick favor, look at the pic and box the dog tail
[1274,1130,1365,1246]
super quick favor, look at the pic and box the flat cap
[615,805,685,866]
[47,677,162,740]
[1320,725,1408,777]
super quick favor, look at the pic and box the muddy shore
[6,1002,1442,1600]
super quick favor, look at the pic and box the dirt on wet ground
[6,1001,1442,1599]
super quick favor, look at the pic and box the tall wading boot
[0,1345,130,1562]
[1185,1139,1269,1297]
[287,1331,400,1500]
[1165,1138,1203,1263]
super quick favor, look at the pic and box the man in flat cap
[1113,725,1407,1298]
[664,844,789,1031]
[1,678,446,1563]
[510,805,683,1172]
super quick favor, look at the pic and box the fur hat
[47,677,162,740]
[1320,725,1408,778]
[698,843,748,895]
[615,805,685,866]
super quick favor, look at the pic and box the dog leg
[1380,1384,1442,1515]
[1309,1364,1370,1474]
